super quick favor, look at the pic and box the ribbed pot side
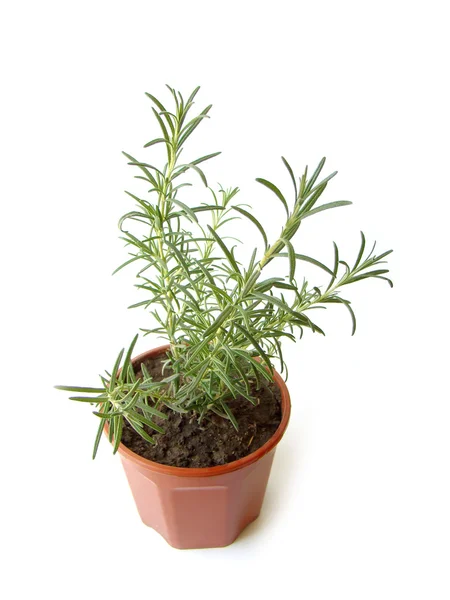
[107,344,291,549]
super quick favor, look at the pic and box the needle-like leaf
[255,178,289,216]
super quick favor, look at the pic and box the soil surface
[120,354,282,468]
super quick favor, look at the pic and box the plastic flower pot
[106,345,291,549]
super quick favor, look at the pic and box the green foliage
[55,85,393,456]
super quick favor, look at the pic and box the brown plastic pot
[106,344,291,549]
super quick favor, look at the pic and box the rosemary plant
[56,86,392,458]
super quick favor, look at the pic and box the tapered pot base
[120,449,276,549]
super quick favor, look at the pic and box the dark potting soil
[120,354,282,468]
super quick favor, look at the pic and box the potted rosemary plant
[56,86,392,549]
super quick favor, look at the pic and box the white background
[1,1,449,598]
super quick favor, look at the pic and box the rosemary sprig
[55,86,393,456]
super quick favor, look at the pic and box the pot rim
[105,344,291,478]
